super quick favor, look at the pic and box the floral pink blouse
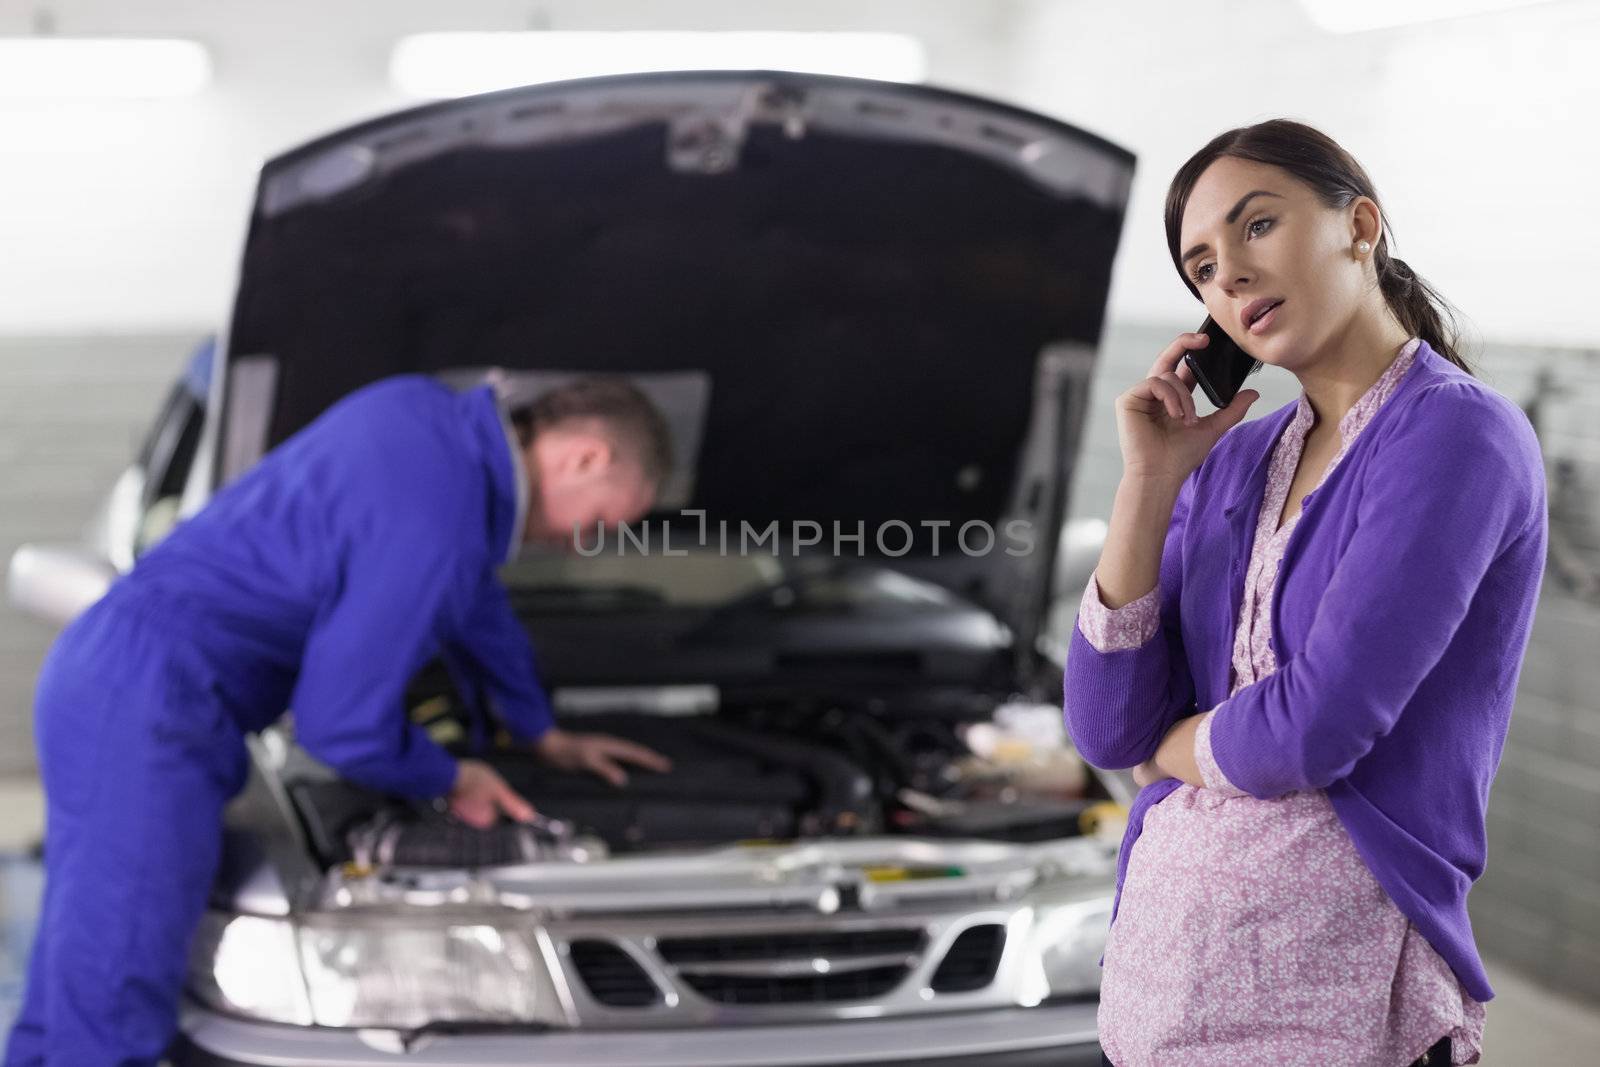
[1078,338,1485,1066]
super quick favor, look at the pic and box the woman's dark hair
[508,375,675,486]
[1164,118,1473,376]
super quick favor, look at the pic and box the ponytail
[1376,253,1472,374]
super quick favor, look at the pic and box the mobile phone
[1183,315,1262,409]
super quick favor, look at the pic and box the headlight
[189,912,559,1029]
[1014,890,1113,1004]
[189,913,312,1025]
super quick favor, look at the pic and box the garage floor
[1,775,1597,1062]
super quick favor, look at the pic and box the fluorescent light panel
[1298,0,1554,34]
[390,31,928,98]
[0,37,211,98]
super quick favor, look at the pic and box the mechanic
[4,372,675,1066]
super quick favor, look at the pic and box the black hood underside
[221,73,1135,656]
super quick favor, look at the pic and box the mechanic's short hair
[509,376,673,487]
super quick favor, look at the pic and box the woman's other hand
[1132,716,1210,789]
[1132,757,1174,789]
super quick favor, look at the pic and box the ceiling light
[0,37,212,98]
[1296,0,1555,34]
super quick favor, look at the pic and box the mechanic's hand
[533,728,673,787]
[448,759,537,828]
[1131,757,1174,789]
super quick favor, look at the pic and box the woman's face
[1178,156,1376,370]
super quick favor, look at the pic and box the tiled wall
[0,333,199,768]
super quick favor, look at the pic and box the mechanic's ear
[573,435,614,479]
[545,429,612,481]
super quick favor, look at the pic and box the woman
[1063,119,1547,1067]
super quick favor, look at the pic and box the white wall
[1005,0,1600,349]
[0,0,1027,335]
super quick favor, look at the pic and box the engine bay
[285,691,1116,873]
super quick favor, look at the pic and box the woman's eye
[1248,217,1274,238]
[1196,217,1280,286]
[1193,263,1214,284]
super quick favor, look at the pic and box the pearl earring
[1357,240,1371,255]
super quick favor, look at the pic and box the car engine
[285,695,1110,873]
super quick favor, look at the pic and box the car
[8,70,1136,1066]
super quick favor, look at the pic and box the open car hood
[215,71,1134,670]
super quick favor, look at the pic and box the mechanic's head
[509,376,673,549]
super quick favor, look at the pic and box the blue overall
[4,377,554,1065]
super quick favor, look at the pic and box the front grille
[930,924,1006,993]
[569,940,662,1007]
[679,964,910,1005]
[657,928,926,1006]
[657,928,924,964]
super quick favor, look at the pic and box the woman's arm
[1142,712,1205,786]
[1063,332,1258,771]
[1204,384,1546,797]
[1064,471,1199,769]
[1095,473,1187,608]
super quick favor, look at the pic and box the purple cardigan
[1063,339,1547,1002]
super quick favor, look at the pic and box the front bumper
[175,997,1103,1066]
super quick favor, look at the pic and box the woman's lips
[1248,300,1283,335]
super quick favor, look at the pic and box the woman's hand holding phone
[1115,331,1260,488]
